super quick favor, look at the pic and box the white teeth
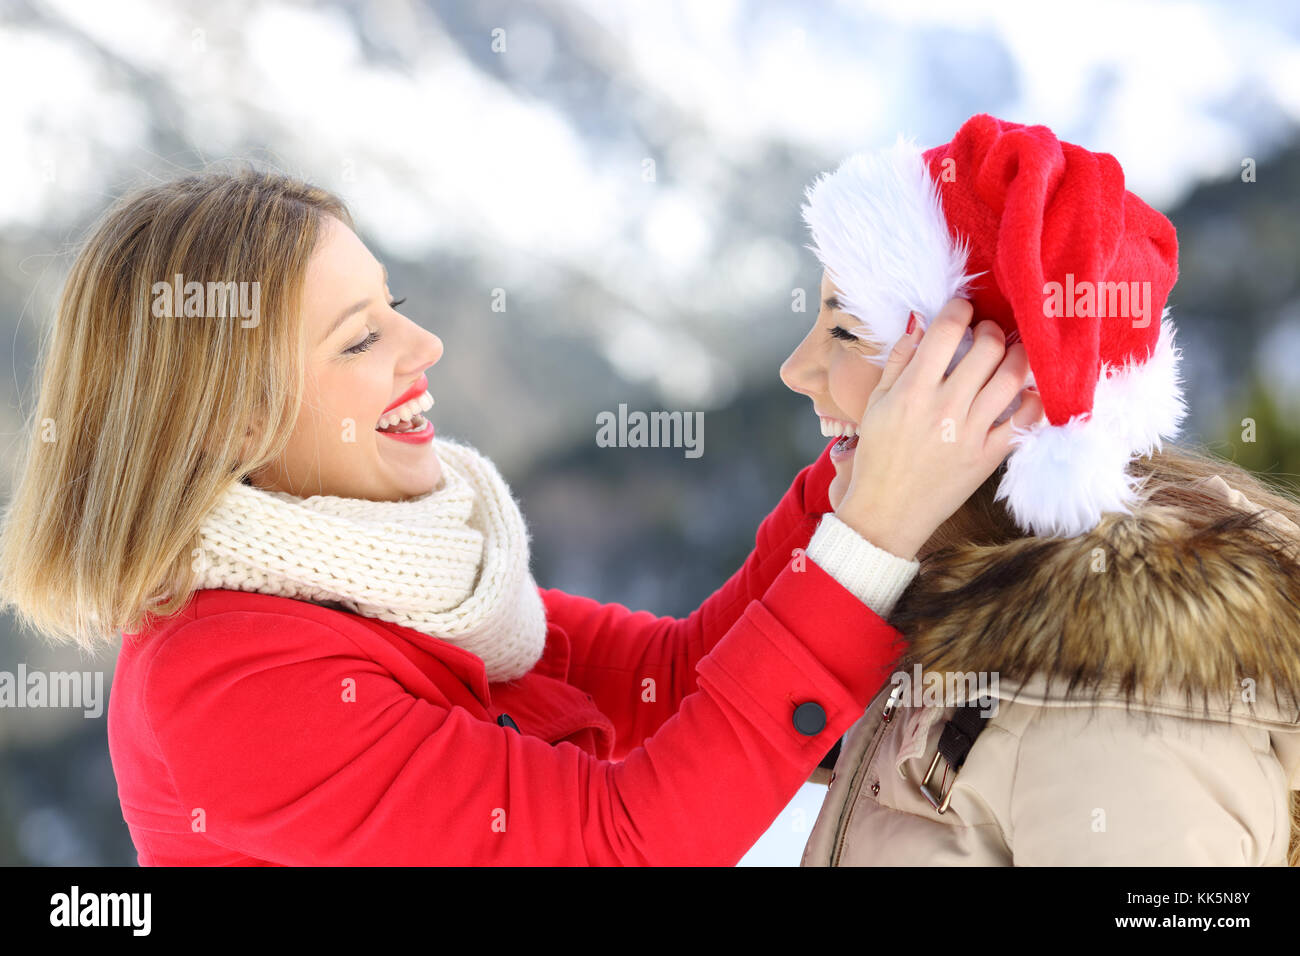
[819,416,858,439]
[378,390,435,428]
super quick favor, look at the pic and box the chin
[401,453,444,497]
[827,474,849,514]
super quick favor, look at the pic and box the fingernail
[905,311,917,335]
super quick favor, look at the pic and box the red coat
[107,439,904,864]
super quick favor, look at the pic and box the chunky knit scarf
[194,435,547,683]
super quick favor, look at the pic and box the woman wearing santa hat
[786,113,1300,865]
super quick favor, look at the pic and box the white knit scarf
[194,435,547,683]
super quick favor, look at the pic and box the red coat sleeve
[140,544,903,865]
[542,439,837,759]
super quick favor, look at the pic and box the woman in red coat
[0,164,1040,865]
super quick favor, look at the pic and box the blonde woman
[0,162,1040,865]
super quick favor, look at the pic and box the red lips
[382,373,428,415]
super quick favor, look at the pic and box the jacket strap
[937,703,990,770]
[920,702,993,813]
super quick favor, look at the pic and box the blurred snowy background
[3,0,1300,866]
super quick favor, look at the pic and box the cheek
[284,386,331,456]
[295,371,384,447]
[828,351,884,419]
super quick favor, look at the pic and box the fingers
[870,313,924,398]
[907,297,978,384]
[1011,389,1045,428]
[985,388,1045,460]
[941,319,1008,409]
[968,341,1030,427]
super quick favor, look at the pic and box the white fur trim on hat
[800,134,980,367]
[994,313,1187,537]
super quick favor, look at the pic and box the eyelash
[829,326,858,343]
[343,297,406,355]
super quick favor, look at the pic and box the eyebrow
[823,294,841,311]
[321,263,388,345]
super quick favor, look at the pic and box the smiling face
[779,270,887,507]
[247,215,445,501]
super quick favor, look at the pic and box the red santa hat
[801,113,1185,538]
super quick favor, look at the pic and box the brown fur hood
[887,484,1300,728]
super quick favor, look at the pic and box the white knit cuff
[805,513,920,619]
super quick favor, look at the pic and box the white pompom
[995,314,1187,537]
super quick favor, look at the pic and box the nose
[415,323,443,371]
[779,331,822,397]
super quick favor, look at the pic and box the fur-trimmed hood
[803,471,1300,867]
[888,479,1300,731]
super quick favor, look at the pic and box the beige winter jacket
[801,477,1300,866]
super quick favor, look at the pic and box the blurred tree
[1216,373,1300,499]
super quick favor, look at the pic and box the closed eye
[829,325,858,343]
[342,297,407,356]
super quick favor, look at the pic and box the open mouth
[830,433,859,460]
[820,415,859,457]
[377,412,430,435]
[376,389,435,438]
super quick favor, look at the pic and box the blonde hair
[0,162,352,651]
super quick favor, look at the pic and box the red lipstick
[382,374,428,414]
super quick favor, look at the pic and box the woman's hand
[831,299,1044,560]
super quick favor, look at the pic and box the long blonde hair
[0,163,352,651]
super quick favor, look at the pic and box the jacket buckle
[917,703,993,815]
[919,750,955,814]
